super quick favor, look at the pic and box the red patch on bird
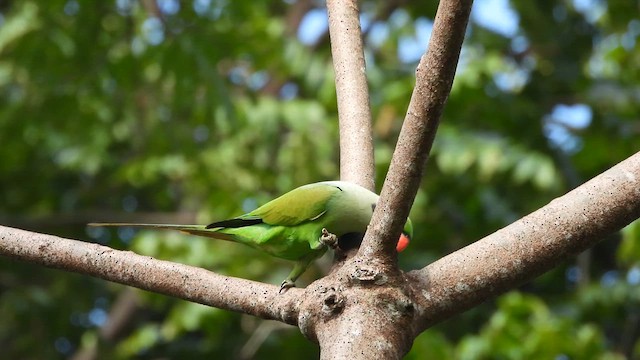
[396,233,410,252]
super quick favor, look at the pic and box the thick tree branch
[0,226,302,325]
[360,0,474,258]
[409,150,640,332]
[327,0,375,190]
[302,1,474,356]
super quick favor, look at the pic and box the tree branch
[298,1,474,356]
[327,0,375,190]
[0,226,302,325]
[409,150,640,331]
[360,0,474,258]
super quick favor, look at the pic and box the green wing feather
[246,183,339,226]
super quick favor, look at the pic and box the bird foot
[279,279,295,294]
[320,228,338,249]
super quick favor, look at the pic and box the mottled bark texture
[306,1,476,356]
[297,257,421,359]
[327,0,375,191]
[360,0,474,259]
[0,226,301,325]
[409,151,640,332]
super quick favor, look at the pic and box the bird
[89,181,413,292]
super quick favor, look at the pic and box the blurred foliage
[0,0,638,359]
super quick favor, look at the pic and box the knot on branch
[377,293,416,320]
[351,265,388,285]
[321,286,345,316]
[297,284,346,342]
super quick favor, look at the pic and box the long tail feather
[87,223,233,240]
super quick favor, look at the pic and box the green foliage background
[0,0,638,358]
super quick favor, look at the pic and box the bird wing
[245,183,339,226]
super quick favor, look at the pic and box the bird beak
[396,233,410,252]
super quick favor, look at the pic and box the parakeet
[90,181,413,292]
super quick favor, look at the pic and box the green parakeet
[90,181,413,291]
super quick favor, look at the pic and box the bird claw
[320,228,338,249]
[279,279,295,294]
